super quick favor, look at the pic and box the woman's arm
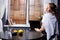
[40,24,45,32]
[35,23,45,32]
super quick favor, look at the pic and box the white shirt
[42,12,59,40]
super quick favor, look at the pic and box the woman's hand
[34,28,41,32]
[8,19,16,25]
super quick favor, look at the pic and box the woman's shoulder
[43,13,53,17]
[43,13,49,18]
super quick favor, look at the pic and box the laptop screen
[29,21,41,31]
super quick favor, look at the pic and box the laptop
[29,21,41,31]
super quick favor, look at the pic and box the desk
[12,31,43,40]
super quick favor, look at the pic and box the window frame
[4,0,30,27]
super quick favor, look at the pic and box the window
[10,0,26,24]
[29,0,43,20]
[5,0,43,27]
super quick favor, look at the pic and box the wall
[58,0,60,39]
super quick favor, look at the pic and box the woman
[35,3,59,40]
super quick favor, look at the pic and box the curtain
[0,0,6,39]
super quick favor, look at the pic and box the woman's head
[46,3,57,14]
